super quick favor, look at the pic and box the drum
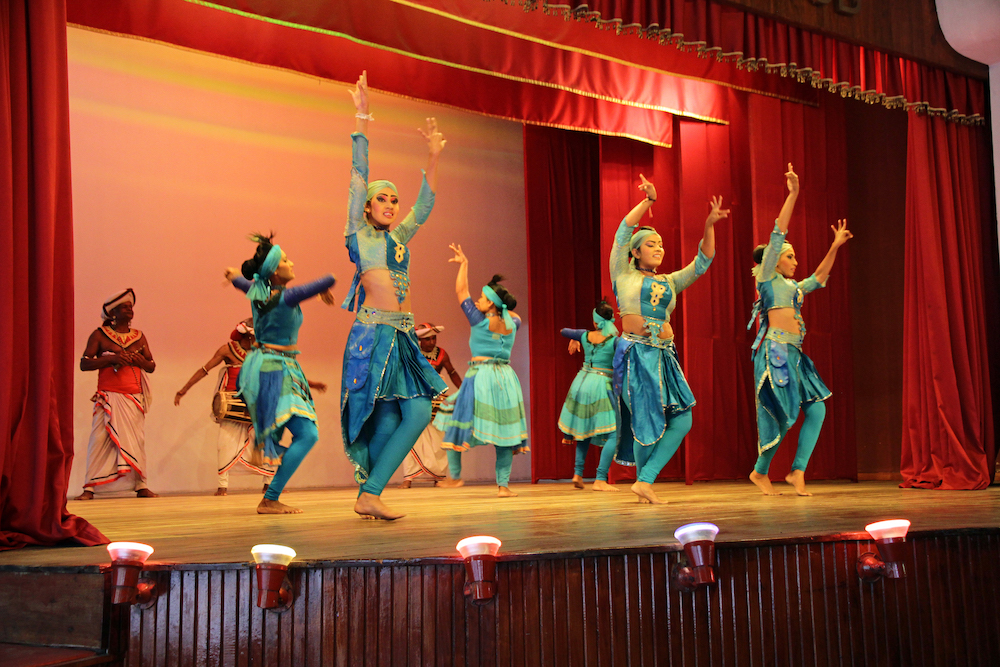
[212,390,251,424]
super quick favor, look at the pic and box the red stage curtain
[523,125,603,482]
[900,115,995,490]
[0,0,106,550]
[508,0,986,124]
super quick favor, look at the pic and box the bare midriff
[767,307,801,336]
[359,269,412,312]
[621,314,674,340]
[262,342,298,353]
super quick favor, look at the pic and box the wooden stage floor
[1,481,997,570]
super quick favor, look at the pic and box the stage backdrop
[66,27,529,495]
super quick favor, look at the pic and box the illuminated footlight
[857,519,911,582]
[456,536,501,604]
[671,522,720,592]
[251,544,296,610]
[107,542,158,606]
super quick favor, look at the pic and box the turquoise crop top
[462,298,521,360]
[342,133,435,311]
[610,218,712,324]
[233,275,335,346]
[561,329,616,369]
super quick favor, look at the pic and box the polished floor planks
[1,481,997,569]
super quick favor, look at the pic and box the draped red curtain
[529,89,857,483]
[0,0,106,550]
[900,115,996,490]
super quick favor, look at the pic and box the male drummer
[175,319,275,495]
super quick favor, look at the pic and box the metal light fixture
[456,536,501,605]
[251,544,295,610]
[857,519,910,582]
[107,542,158,607]
[671,522,720,592]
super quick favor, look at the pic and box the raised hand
[831,219,853,246]
[706,195,730,226]
[637,173,657,202]
[419,117,446,156]
[448,242,467,265]
[785,163,799,195]
[223,267,240,282]
[350,70,369,115]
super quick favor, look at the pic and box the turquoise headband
[593,309,618,337]
[482,284,515,331]
[367,180,398,202]
[629,227,660,255]
[246,244,282,302]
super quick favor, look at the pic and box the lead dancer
[226,234,335,514]
[748,165,851,496]
[611,176,728,504]
[340,71,447,520]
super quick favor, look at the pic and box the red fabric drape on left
[0,0,106,550]
[901,115,995,489]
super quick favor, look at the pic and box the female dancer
[558,299,620,491]
[748,165,851,496]
[226,234,335,514]
[340,71,447,520]
[435,243,528,497]
[611,175,729,504]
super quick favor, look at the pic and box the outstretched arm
[175,346,228,405]
[352,70,370,136]
[775,163,799,234]
[449,242,471,303]
[813,219,852,285]
[419,117,446,193]
[699,195,730,259]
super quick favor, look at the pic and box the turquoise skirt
[558,364,618,442]
[341,309,447,483]
[434,360,528,451]
[237,348,316,466]
[754,333,831,454]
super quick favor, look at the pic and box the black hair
[487,274,517,310]
[241,232,276,280]
[752,244,766,265]
[594,298,614,321]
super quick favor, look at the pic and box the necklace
[101,326,142,350]
[421,346,439,362]
[638,266,657,275]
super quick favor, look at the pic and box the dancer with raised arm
[748,165,851,497]
[611,176,729,504]
[558,299,620,492]
[435,244,527,497]
[226,234,335,514]
[340,71,448,520]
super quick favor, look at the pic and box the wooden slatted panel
[117,534,1000,666]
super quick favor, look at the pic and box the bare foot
[785,470,813,496]
[262,483,270,494]
[630,481,666,504]
[73,490,94,501]
[214,487,228,496]
[437,478,464,488]
[136,489,158,498]
[572,475,584,490]
[498,486,518,497]
[257,498,303,514]
[592,480,620,492]
[354,492,405,520]
[398,480,412,489]
[749,471,782,496]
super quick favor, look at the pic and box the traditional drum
[212,390,251,424]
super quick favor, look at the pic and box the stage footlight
[671,522,720,592]
[857,519,911,582]
[251,544,296,610]
[107,542,158,606]
[456,536,501,605]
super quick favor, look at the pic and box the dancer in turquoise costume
[435,243,527,498]
[747,164,852,497]
[611,175,729,504]
[558,299,620,492]
[226,234,335,514]
[340,71,448,520]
